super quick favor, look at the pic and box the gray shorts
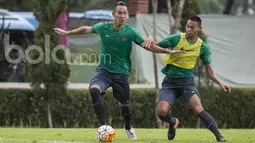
[158,76,200,107]
[89,67,130,105]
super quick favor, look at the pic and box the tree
[170,0,185,34]
[166,0,173,31]
[29,0,70,128]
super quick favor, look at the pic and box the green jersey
[158,34,211,77]
[91,22,144,74]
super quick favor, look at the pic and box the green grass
[0,128,254,143]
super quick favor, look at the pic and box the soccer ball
[96,125,116,142]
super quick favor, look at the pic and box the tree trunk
[223,0,234,14]
[47,101,53,128]
[197,60,201,87]
[152,0,162,128]
[171,0,185,34]
[46,87,53,128]
[166,0,173,32]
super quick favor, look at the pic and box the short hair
[189,16,202,25]
[115,1,127,7]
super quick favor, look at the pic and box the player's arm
[130,28,154,50]
[142,36,175,53]
[132,29,184,54]
[206,65,231,92]
[200,43,231,92]
[54,22,104,36]
[68,26,92,35]
[149,42,186,54]
[142,38,181,54]
[54,26,92,36]
[148,34,186,54]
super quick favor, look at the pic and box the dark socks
[90,88,106,126]
[158,111,176,126]
[120,106,132,130]
[199,110,222,138]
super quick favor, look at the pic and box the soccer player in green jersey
[150,16,231,142]
[54,1,184,140]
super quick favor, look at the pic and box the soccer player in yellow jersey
[150,16,231,142]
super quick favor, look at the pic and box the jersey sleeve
[158,34,181,48]
[200,42,211,65]
[91,22,104,34]
[131,27,144,45]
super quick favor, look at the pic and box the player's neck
[113,20,124,30]
[186,35,198,42]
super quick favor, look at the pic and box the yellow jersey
[158,33,211,77]
[164,33,203,69]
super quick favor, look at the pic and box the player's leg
[157,88,180,140]
[112,74,136,139]
[89,67,111,126]
[185,90,226,142]
[157,90,178,126]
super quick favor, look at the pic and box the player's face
[112,6,128,25]
[186,20,201,37]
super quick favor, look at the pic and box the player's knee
[89,86,102,104]
[157,102,171,117]
[193,105,204,113]
[157,109,171,122]
[89,86,101,95]
[157,108,169,117]
[90,85,101,91]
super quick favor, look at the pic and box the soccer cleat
[168,118,180,140]
[216,136,227,142]
[124,127,137,140]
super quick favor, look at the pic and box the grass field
[0,128,254,143]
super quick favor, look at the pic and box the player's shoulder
[123,24,137,31]
[170,33,181,38]
[201,41,209,49]
[200,41,210,54]
[103,21,113,26]
[164,33,181,41]
[119,24,139,36]
[93,21,112,28]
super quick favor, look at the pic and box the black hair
[115,1,126,7]
[189,16,202,25]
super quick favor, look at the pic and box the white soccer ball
[96,125,116,142]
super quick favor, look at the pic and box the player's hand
[141,36,154,48]
[220,84,231,93]
[166,49,187,54]
[53,28,68,36]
